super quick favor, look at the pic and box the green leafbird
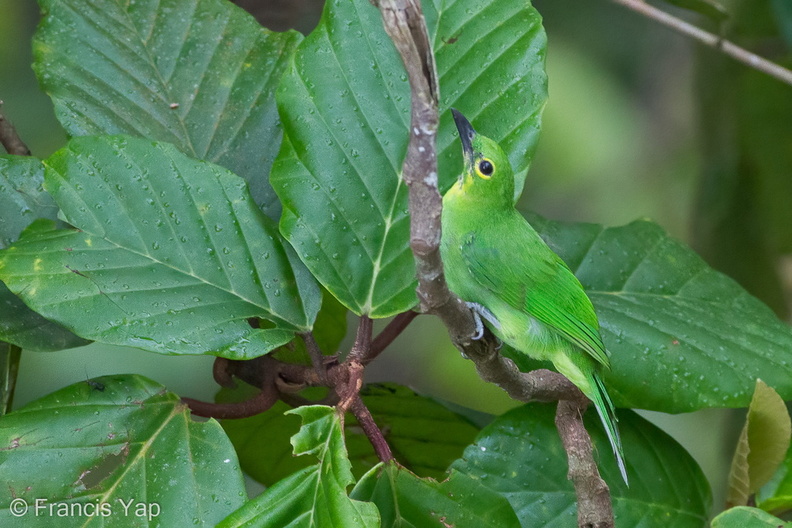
[441,109,628,485]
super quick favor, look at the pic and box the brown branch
[0,103,31,156]
[346,315,374,363]
[373,0,615,525]
[610,0,792,87]
[338,316,373,412]
[183,360,280,418]
[350,395,394,462]
[556,399,614,528]
[302,332,329,384]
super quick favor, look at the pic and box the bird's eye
[476,159,494,179]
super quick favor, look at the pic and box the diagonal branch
[373,0,615,526]
[610,0,792,87]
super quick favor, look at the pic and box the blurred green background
[3,0,792,513]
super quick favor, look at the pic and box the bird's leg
[465,302,501,340]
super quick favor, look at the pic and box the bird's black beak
[451,108,476,166]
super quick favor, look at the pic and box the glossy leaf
[527,213,792,413]
[218,406,379,528]
[352,462,520,527]
[0,375,247,527]
[711,506,790,528]
[272,0,546,317]
[0,156,90,351]
[33,0,301,217]
[728,380,792,507]
[0,136,320,357]
[451,404,711,527]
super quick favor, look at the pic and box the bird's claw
[466,302,500,340]
[468,304,485,340]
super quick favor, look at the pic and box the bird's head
[450,109,514,204]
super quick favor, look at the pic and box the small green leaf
[0,136,320,358]
[527,214,792,412]
[0,375,247,527]
[351,462,520,527]
[451,404,711,527]
[711,506,791,528]
[33,0,302,217]
[0,157,90,351]
[728,380,792,506]
[218,406,379,528]
[272,0,546,317]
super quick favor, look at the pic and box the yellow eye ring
[475,158,495,179]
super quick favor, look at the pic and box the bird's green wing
[461,231,609,367]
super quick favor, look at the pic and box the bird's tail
[590,373,628,486]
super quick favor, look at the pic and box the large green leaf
[352,462,520,527]
[0,136,320,357]
[272,0,546,317]
[0,375,247,527]
[218,406,379,528]
[33,0,301,218]
[526,213,792,413]
[0,156,90,351]
[451,404,711,527]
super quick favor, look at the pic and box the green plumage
[441,110,628,485]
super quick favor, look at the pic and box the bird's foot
[465,302,501,340]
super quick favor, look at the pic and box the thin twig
[0,104,31,156]
[183,363,280,418]
[611,0,792,87]
[302,332,329,384]
[350,395,394,463]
